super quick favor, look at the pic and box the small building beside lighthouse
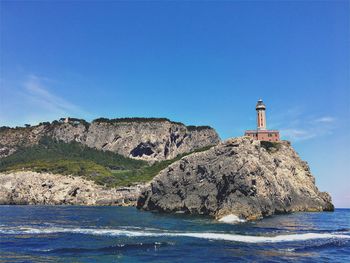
[244,99,280,141]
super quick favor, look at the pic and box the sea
[0,206,349,262]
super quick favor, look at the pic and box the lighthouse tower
[256,99,266,130]
[244,99,280,141]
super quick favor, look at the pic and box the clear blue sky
[1,1,349,207]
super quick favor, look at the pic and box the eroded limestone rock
[0,171,148,206]
[137,137,334,220]
[0,119,220,161]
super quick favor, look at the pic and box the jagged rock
[137,137,334,220]
[0,119,220,161]
[0,171,148,206]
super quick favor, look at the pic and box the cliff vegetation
[0,137,212,187]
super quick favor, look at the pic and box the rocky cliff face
[0,171,148,206]
[0,118,220,161]
[0,125,50,158]
[137,137,334,220]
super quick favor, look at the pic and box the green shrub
[260,141,281,153]
[92,117,184,126]
[186,125,213,131]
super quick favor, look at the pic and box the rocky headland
[0,171,147,206]
[0,117,333,221]
[137,137,334,221]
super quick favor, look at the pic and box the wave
[1,226,349,244]
[218,214,246,224]
[294,239,350,252]
[43,242,169,254]
[317,228,350,233]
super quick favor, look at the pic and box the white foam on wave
[218,214,246,224]
[0,226,349,243]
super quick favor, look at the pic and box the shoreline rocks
[0,171,148,206]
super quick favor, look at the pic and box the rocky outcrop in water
[0,171,147,206]
[137,137,334,220]
[0,118,220,161]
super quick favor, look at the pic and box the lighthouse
[256,99,266,130]
[245,99,280,141]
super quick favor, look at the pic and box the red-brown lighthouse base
[244,130,280,142]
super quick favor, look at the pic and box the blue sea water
[0,206,349,262]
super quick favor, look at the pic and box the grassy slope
[0,137,213,187]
